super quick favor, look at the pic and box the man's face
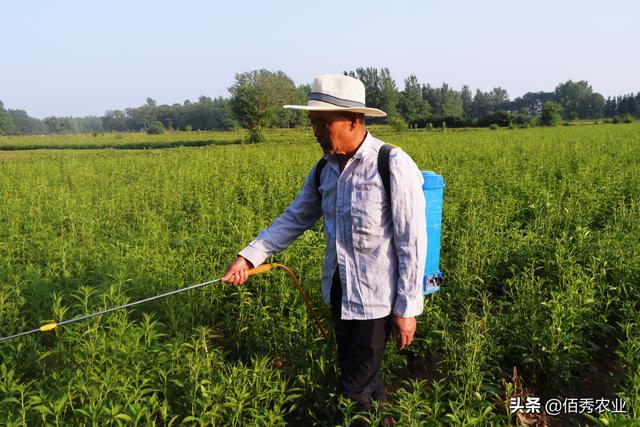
[308,111,354,155]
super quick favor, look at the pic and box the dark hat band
[308,92,366,108]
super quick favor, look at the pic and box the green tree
[44,116,71,134]
[399,75,430,126]
[192,96,237,130]
[489,87,509,110]
[460,85,473,119]
[379,68,399,118]
[146,120,165,134]
[423,83,463,118]
[469,87,509,118]
[345,67,383,110]
[510,91,556,116]
[554,80,604,119]
[540,101,562,126]
[272,85,308,128]
[103,110,127,132]
[0,101,17,135]
[229,69,298,140]
[8,109,47,134]
[470,89,491,118]
[344,67,400,121]
[513,107,533,127]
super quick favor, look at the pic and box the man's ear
[350,114,358,129]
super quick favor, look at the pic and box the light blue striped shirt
[239,132,426,320]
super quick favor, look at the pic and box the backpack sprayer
[422,171,445,295]
[0,263,328,343]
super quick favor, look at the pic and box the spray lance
[0,263,328,343]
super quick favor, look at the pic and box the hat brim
[283,104,387,117]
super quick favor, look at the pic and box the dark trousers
[331,269,392,411]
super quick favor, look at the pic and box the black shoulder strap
[314,157,327,193]
[377,144,393,201]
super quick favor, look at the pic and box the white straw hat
[284,74,387,117]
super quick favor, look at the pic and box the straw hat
[284,74,387,117]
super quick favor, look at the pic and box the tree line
[1,68,639,136]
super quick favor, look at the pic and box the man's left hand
[391,314,416,350]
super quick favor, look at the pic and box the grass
[0,123,638,425]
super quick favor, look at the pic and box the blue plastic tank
[422,171,445,295]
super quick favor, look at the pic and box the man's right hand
[222,256,254,286]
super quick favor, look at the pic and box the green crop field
[0,124,638,426]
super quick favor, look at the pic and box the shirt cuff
[238,244,269,269]
[393,294,424,317]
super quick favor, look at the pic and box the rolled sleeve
[389,150,427,317]
[238,164,323,266]
[238,244,269,269]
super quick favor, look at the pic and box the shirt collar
[352,131,373,160]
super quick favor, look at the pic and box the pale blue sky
[1,0,638,118]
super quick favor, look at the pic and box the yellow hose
[247,263,328,340]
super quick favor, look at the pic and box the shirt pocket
[351,183,387,252]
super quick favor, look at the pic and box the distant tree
[44,116,71,134]
[210,97,238,130]
[378,68,400,118]
[604,97,617,118]
[615,93,639,117]
[270,84,309,128]
[8,109,47,134]
[146,120,165,134]
[156,103,182,131]
[509,91,556,116]
[589,93,605,118]
[69,116,104,133]
[424,83,463,118]
[512,107,533,126]
[476,111,512,127]
[469,87,509,118]
[489,87,510,110]
[182,96,236,131]
[0,101,17,135]
[344,67,400,121]
[540,101,562,126]
[103,110,128,132]
[470,89,491,118]
[229,69,298,139]
[299,83,312,97]
[345,67,384,110]
[183,96,214,130]
[399,74,430,126]
[460,85,473,119]
[554,80,604,119]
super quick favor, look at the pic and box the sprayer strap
[377,144,394,201]
[314,158,327,193]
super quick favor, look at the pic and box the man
[223,74,426,412]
